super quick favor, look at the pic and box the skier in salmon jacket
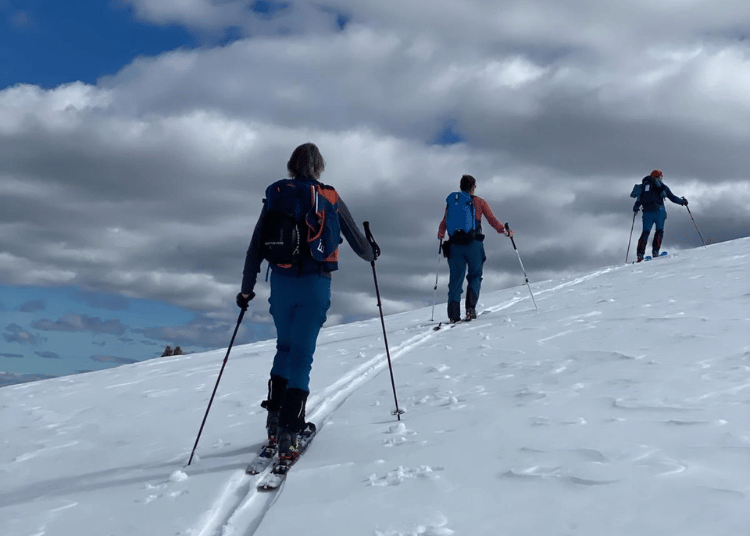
[237,142,376,459]
[437,174,513,323]
[631,169,688,262]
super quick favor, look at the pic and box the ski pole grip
[505,222,518,249]
[363,221,381,260]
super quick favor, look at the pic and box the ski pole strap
[363,221,381,260]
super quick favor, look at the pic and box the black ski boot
[260,374,287,444]
[448,301,461,323]
[636,231,649,262]
[652,229,664,258]
[465,289,478,320]
[277,387,309,460]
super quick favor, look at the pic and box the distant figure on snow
[631,170,688,262]
[437,174,513,323]
[161,345,174,357]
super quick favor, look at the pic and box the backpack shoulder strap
[266,178,297,203]
[315,182,339,205]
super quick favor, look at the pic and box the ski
[433,310,489,330]
[256,424,316,491]
[245,442,277,475]
[644,251,669,261]
[633,251,669,264]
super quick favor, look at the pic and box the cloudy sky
[1,0,749,383]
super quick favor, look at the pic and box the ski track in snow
[186,265,620,536]
[191,327,440,536]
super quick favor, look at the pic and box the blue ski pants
[447,240,485,305]
[641,206,667,232]
[268,271,331,392]
[637,207,667,256]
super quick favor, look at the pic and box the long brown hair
[287,143,326,179]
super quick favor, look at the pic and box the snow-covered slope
[2,239,749,536]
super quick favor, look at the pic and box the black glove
[363,221,381,261]
[236,291,255,310]
[441,240,451,259]
[633,203,640,213]
[371,241,381,260]
[682,197,688,206]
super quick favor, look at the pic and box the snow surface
[2,238,749,536]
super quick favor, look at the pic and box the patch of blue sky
[250,1,291,18]
[432,120,465,146]
[218,25,245,47]
[0,0,195,89]
[0,285,194,379]
[336,13,350,30]
[318,6,350,31]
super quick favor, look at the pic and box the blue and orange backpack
[260,179,341,272]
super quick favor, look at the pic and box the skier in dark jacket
[437,174,512,322]
[237,142,375,459]
[633,169,688,262]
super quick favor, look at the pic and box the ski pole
[363,221,404,420]
[430,239,443,322]
[684,200,706,248]
[186,307,246,466]
[505,223,538,311]
[626,210,637,263]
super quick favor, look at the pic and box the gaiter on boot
[277,388,309,458]
[260,374,287,441]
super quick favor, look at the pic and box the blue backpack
[260,179,341,272]
[630,176,664,211]
[445,191,476,244]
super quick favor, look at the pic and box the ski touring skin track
[190,328,440,536]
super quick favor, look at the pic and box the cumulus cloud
[90,355,138,364]
[19,300,45,312]
[1,1,749,349]
[71,290,129,311]
[0,372,55,388]
[3,324,46,345]
[35,350,61,359]
[138,311,277,349]
[122,0,344,36]
[31,314,128,336]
